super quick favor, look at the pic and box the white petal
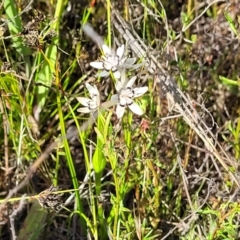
[128,102,144,115]
[113,71,121,79]
[115,81,123,92]
[120,96,132,106]
[77,97,91,107]
[104,62,113,71]
[97,70,109,77]
[124,58,136,66]
[102,44,111,55]
[77,107,91,113]
[131,62,145,69]
[92,95,100,107]
[132,87,148,98]
[125,97,133,105]
[116,44,124,59]
[85,83,99,98]
[111,94,119,104]
[88,101,98,110]
[119,96,127,106]
[120,57,127,64]
[116,104,125,118]
[126,76,137,88]
[90,61,104,69]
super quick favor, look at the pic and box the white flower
[90,44,137,79]
[111,76,148,118]
[77,83,100,113]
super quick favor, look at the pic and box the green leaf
[224,11,240,37]
[4,0,31,55]
[17,202,48,240]
[94,126,105,144]
[93,145,106,173]
[219,75,240,86]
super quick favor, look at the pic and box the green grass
[0,0,240,239]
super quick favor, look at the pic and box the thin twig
[9,194,26,240]
[0,94,10,175]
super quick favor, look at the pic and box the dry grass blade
[111,9,240,187]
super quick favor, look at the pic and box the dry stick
[0,101,116,210]
[9,194,26,240]
[111,10,240,187]
[0,96,10,174]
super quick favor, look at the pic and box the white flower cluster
[90,44,138,79]
[77,44,148,119]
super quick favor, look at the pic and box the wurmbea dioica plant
[77,83,100,113]
[78,27,148,118]
[111,76,148,119]
[90,44,138,79]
